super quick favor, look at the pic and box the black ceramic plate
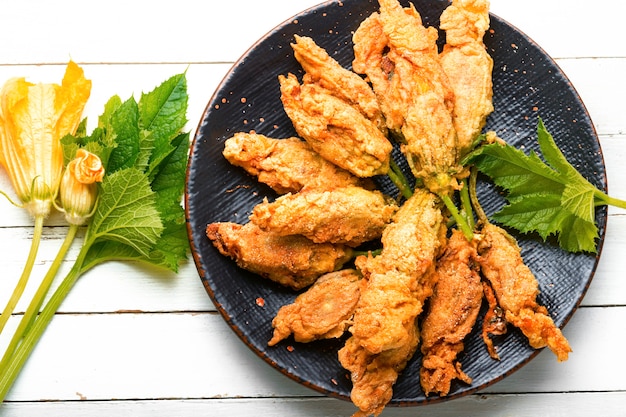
[185,0,606,406]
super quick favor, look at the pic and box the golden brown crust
[279,73,392,178]
[481,281,508,360]
[477,223,572,361]
[222,132,369,194]
[439,0,494,156]
[352,0,462,195]
[419,229,483,396]
[206,221,352,290]
[268,269,361,346]
[291,35,386,131]
[339,189,446,416]
[249,186,398,247]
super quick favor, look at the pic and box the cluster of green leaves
[62,72,190,274]
[0,72,191,403]
[464,118,625,253]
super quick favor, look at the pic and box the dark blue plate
[185,0,606,406]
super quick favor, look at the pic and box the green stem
[388,159,413,199]
[459,179,475,231]
[0,241,88,403]
[0,215,45,335]
[469,167,489,224]
[0,224,79,373]
[595,189,626,210]
[352,248,383,258]
[440,193,473,241]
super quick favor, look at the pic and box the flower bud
[59,149,104,225]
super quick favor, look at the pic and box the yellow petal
[56,61,92,141]
[0,61,91,217]
[73,148,105,184]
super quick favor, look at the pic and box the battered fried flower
[291,35,386,132]
[356,189,447,283]
[339,323,419,417]
[352,0,462,195]
[339,189,447,416]
[279,73,392,178]
[352,12,404,133]
[268,269,361,346]
[222,132,369,194]
[476,223,572,361]
[206,221,353,290]
[439,0,494,156]
[250,185,398,247]
[419,229,483,396]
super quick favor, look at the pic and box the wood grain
[0,0,624,415]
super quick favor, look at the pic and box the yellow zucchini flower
[59,149,104,225]
[0,61,91,217]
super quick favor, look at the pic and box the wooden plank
[557,58,626,136]
[600,137,626,200]
[0,1,621,65]
[2,392,626,417]
[1,180,625,316]
[2,312,313,402]
[2,306,623,403]
[0,0,322,65]
[0,210,624,315]
[584,213,626,306]
[0,224,215,314]
[489,0,626,59]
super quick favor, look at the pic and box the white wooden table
[1,1,625,416]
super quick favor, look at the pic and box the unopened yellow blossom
[59,149,104,225]
[0,61,91,217]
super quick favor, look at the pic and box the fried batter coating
[268,269,361,346]
[476,223,572,361]
[349,269,425,356]
[439,0,494,155]
[357,189,447,283]
[206,221,353,290]
[352,0,462,194]
[338,189,447,416]
[481,281,507,360]
[352,12,405,132]
[279,72,392,178]
[419,229,483,396]
[338,324,419,417]
[250,185,398,247]
[291,35,386,132]
[376,0,453,105]
[222,132,369,194]
[351,189,445,353]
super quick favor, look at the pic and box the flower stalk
[0,61,91,336]
[0,244,85,402]
[0,215,45,334]
[0,223,79,372]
